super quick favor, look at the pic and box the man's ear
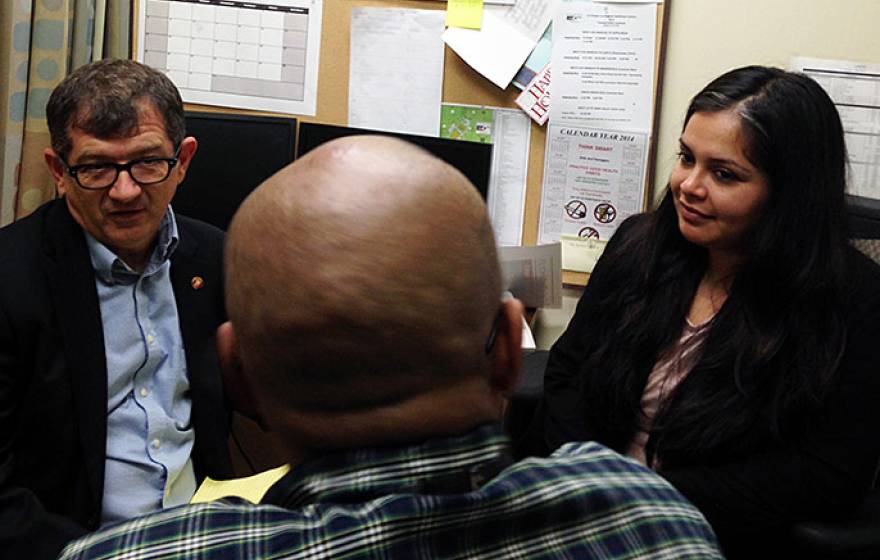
[488,297,524,396]
[175,136,198,177]
[44,148,68,196]
[216,321,266,429]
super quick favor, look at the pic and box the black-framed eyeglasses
[484,309,502,354]
[484,292,514,354]
[62,146,181,190]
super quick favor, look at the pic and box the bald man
[60,137,722,559]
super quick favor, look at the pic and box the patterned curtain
[0,0,131,226]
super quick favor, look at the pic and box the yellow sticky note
[190,464,290,504]
[561,235,608,273]
[446,0,484,30]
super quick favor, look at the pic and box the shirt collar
[86,207,180,282]
[261,423,511,509]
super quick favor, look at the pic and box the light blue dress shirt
[86,208,196,526]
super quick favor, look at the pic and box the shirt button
[151,438,161,450]
[139,387,149,398]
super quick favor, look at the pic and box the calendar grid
[143,0,309,101]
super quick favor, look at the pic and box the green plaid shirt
[60,424,721,559]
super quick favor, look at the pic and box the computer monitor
[172,111,297,230]
[296,122,493,199]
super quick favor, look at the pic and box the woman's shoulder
[599,213,654,261]
[585,213,655,291]
[611,212,653,242]
[843,245,880,321]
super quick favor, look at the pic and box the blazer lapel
[169,231,202,361]
[169,221,232,480]
[42,201,107,509]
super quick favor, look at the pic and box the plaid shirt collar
[262,422,512,508]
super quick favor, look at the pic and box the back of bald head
[225,136,501,413]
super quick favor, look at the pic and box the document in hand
[498,243,562,309]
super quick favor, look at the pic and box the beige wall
[535,0,880,349]
[653,0,880,203]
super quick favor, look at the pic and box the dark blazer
[0,199,233,559]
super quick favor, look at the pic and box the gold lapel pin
[191,276,205,290]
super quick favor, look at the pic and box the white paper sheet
[561,235,606,272]
[549,0,656,131]
[792,57,880,201]
[138,0,323,115]
[538,123,648,244]
[349,8,445,136]
[512,24,552,90]
[487,108,531,246]
[498,244,563,308]
[440,104,530,246]
[521,316,537,349]
[443,0,557,89]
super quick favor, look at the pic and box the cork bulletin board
[133,0,669,286]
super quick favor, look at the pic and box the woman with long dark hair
[520,66,880,555]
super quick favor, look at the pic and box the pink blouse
[626,316,714,467]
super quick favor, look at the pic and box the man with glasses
[0,59,232,559]
[61,136,722,560]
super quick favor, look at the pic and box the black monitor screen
[296,123,493,199]
[173,111,297,230]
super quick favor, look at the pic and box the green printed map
[440,105,494,143]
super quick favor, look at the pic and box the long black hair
[580,66,850,466]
